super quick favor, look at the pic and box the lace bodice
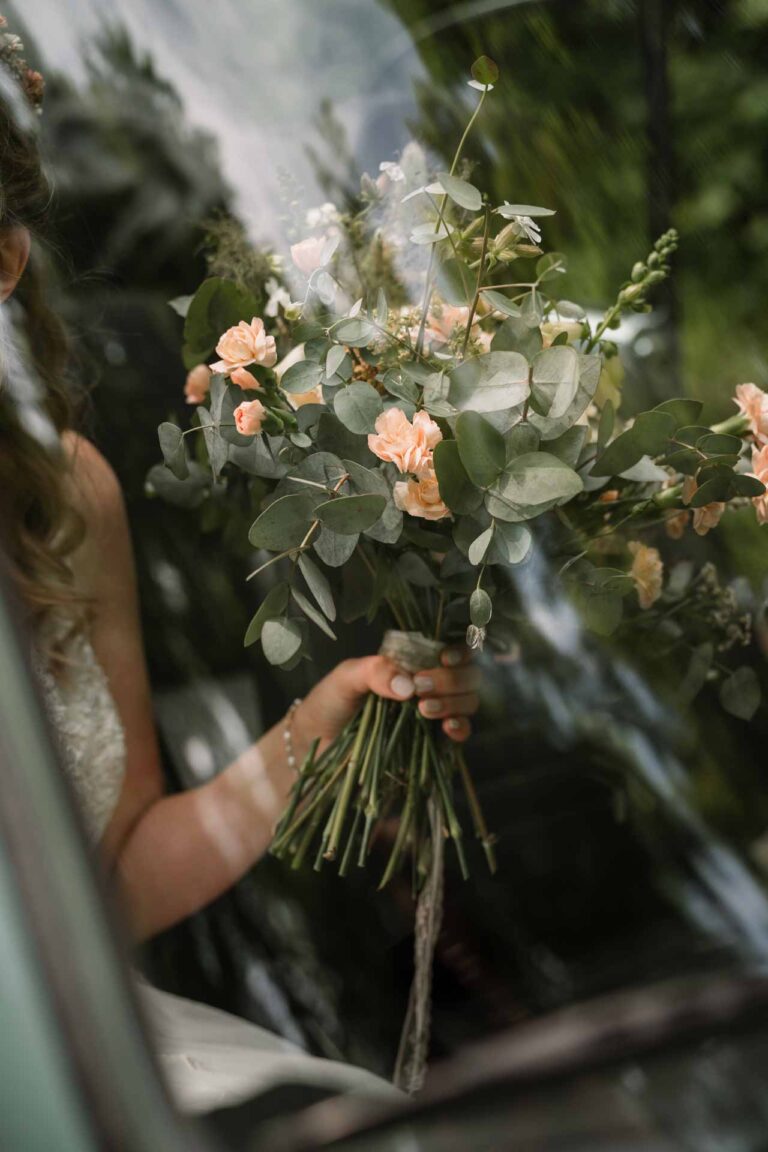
[34,623,127,840]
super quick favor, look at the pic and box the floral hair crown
[0,14,44,114]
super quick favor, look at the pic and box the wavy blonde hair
[0,93,84,640]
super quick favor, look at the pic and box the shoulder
[63,432,125,531]
[62,433,131,598]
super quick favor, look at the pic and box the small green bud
[631,262,646,283]
[619,283,644,305]
[647,251,660,269]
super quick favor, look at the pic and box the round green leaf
[261,617,303,666]
[334,382,383,434]
[470,588,493,626]
[280,360,324,395]
[449,352,530,413]
[313,526,358,567]
[530,346,580,420]
[482,290,521,318]
[654,398,704,429]
[436,171,482,212]
[315,494,387,534]
[433,440,483,514]
[592,411,675,477]
[456,411,506,487]
[158,422,188,480]
[489,521,532,565]
[720,666,761,721]
[298,553,336,621]
[244,583,290,647]
[468,527,493,566]
[248,491,318,550]
[488,452,583,518]
[331,316,377,347]
[471,55,499,86]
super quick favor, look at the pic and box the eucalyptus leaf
[291,588,337,640]
[197,407,229,479]
[145,462,209,508]
[280,360,324,395]
[720,667,761,721]
[244,583,290,647]
[491,316,543,360]
[330,316,377,347]
[315,494,387,533]
[298,553,336,620]
[313,526,358,567]
[470,588,493,626]
[468,527,493,566]
[248,491,318,550]
[546,426,587,469]
[158,422,188,480]
[449,352,529,413]
[530,346,580,419]
[591,411,675,477]
[504,424,541,461]
[496,203,555,219]
[433,440,483,514]
[654,398,704,429]
[697,432,744,456]
[436,257,473,306]
[334,382,383,434]
[325,344,347,379]
[489,521,532,565]
[456,411,506,487]
[436,171,482,212]
[316,412,376,466]
[397,552,438,587]
[482,290,521,318]
[261,617,303,666]
[486,452,583,520]
[597,400,615,451]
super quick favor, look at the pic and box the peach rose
[393,468,450,521]
[233,398,266,436]
[184,364,211,405]
[628,541,663,609]
[751,444,768,525]
[734,383,768,445]
[210,317,277,375]
[230,366,262,390]
[290,235,329,277]
[681,475,725,536]
[368,407,442,475]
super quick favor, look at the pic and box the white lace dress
[36,624,398,1114]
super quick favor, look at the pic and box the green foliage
[182,277,260,369]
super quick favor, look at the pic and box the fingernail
[391,674,415,699]
[443,649,462,667]
[414,675,434,693]
[422,698,442,715]
[447,717,463,731]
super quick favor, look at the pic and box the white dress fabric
[36,621,398,1114]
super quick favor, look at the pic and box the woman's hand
[293,647,481,755]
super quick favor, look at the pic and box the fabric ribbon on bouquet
[379,629,446,1095]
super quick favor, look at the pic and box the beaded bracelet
[282,697,303,773]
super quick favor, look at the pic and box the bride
[0,28,480,1116]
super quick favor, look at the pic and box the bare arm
[66,436,479,941]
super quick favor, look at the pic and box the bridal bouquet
[150,57,766,888]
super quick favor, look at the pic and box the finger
[443,716,471,743]
[334,656,415,704]
[440,645,472,668]
[412,665,481,697]
[418,692,479,720]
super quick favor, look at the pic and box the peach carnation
[233,398,266,436]
[393,467,450,521]
[734,383,768,445]
[184,364,211,405]
[751,444,768,525]
[210,317,277,376]
[368,407,442,475]
[628,541,663,609]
